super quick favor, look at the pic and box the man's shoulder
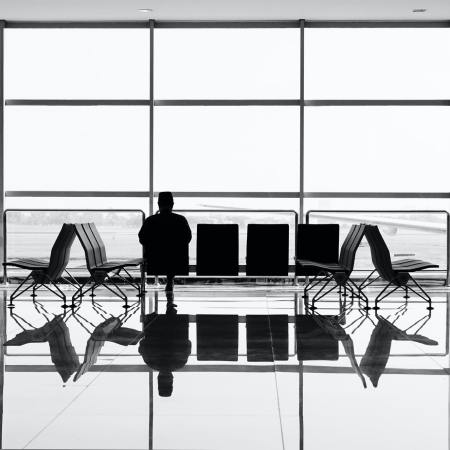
[143,212,188,224]
[171,212,188,221]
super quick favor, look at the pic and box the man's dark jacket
[138,211,192,275]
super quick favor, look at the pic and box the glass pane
[155,29,300,99]
[304,107,450,192]
[179,209,298,268]
[154,106,300,191]
[304,198,449,279]
[5,209,145,277]
[5,29,149,99]
[5,107,149,191]
[5,197,149,215]
[305,29,450,99]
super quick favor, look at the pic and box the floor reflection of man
[139,294,191,397]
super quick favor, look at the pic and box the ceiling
[1,0,450,22]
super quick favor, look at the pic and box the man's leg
[165,274,175,292]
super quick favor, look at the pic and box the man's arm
[138,218,152,246]
[183,217,192,243]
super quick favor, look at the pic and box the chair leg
[358,269,377,291]
[8,274,35,307]
[303,273,327,299]
[71,277,94,307]
[347,279,370,311]
[311,281,339,309]
[407,277,434,310]
[102,275,130,308]
[373,282,401,310]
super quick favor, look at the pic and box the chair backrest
[86,223,108,264]
[338,223,366,272]
[246,224,290,276]
[196,224,239,276]
[296,224,340,276]
[364,225,395,281]
[47,223,77,280]
[75,223,103,271]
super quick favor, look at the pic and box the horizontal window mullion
[5,100,151,106]
[5,191,301,198]
[7,100,450,107]
[4,20,450,29]
[304,192,450,198]
[155,100,300,106]
[6,191,450,199]
[304,100,450,106]
[5,21,150,29]
[306,20,450,28]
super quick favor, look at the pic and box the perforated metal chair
[72,223,143,307]
[298,224,368,310]
[364,225,438,310]
[3,223,77,308]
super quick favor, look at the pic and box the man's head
[158,371,174,397]
[158,191,174,212]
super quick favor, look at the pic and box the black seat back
[338,224,366,272]
[47,223,77,280]
[75,223,101,271]
[296,224,340,276]
[196,224,239,276]
[246,224,290,276]
[86,223,108,265]
[364,225,396,281]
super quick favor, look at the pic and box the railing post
[0,21,5,283]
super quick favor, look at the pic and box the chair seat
[392,259,438,272]
[3,258,49,270]
[91,258,143,272]
[297,259,346,273]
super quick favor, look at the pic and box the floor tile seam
[264,295,288,450]
[20,367,110,449]
[20,311,146,448]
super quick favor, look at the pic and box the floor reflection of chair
[296,314,367,387]
[298,224,368,310]
[360,312,438,387]
[3,223,78,308]
[246,315,288,362]
[5,304,79,382]
[363,225,438,310]
[73,301,142,381]
[197,315,239,361]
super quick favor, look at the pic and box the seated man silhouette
[139,192,192,291]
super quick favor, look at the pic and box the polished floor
[0,283,449,449]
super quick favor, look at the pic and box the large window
[3,24,450,274]
[154,106,299,192]
[304,107,450,192]
[154,29,300,99]
[5,29,150,99]
[305,28,450,99]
